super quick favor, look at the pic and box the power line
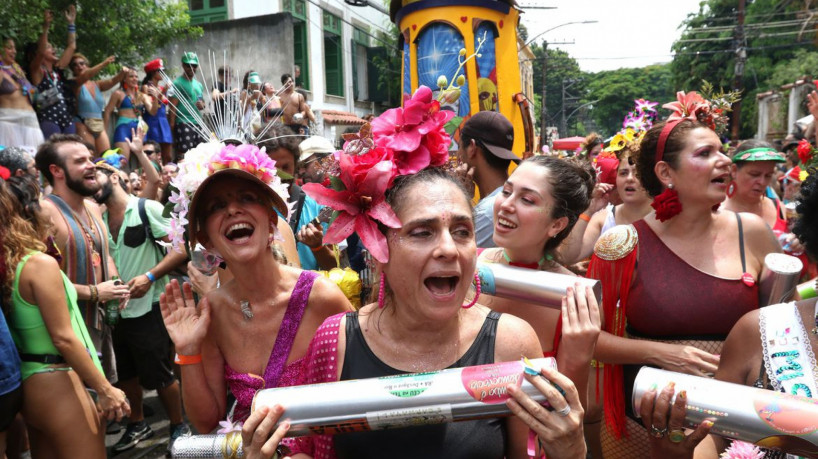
[686,16,818,34]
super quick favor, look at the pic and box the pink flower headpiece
[303,86,455,263]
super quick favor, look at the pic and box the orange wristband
[310,245,325,253]
[174,353,202,365]
[579,213,591,222]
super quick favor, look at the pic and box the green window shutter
[323,11,343,97]
[293,20,310,90]
[188,0,226,24]
[367,47,387,102]
[351,40,358,100]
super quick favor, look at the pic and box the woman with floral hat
[587,91,782,457]
[157,142,352,438]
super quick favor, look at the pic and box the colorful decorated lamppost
[389,0,534,157]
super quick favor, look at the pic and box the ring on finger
[650,424,667,438]
[668,428,685,443]
[555,405,571,417]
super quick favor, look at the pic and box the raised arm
[29,10,53,85]
[55,5,77,70]
[76,56,115,86]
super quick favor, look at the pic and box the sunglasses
[143,150,156,154]
[184,63,198,68]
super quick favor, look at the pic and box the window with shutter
[323,11,344,97]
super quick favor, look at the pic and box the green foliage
[0,0,200,70]
[529,43,585,130]
[766,48,818,87]
[670,0,813,138]
[584,64,675,137]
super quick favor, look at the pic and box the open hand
[64,5,77,24]
[159,280,211,356]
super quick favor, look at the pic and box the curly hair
[0,179,46,312]
[634,119,710,197]
[793,169,818,260]
[521,156,596,262]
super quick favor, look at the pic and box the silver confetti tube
[251,358,557,436]
[761,253,803,306]
[632,367,818,456]
[476,262,601,309]
[170,431,243,458]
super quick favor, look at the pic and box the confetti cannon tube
[632,367,818,457]
[761,253,803,306]
[250,358,557,437]
[476,262,601,310]
[170,431,243,458]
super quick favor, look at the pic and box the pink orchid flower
[370,86,455,175]
[634,98,658,114]
[663,91,709,122]
[209,144,278,183]
[720,440,763,459]
[303,154,401,263]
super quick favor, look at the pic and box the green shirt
[169,76,203,124]
[104,196,170,318]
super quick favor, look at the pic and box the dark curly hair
[522,156,596,262]
[793,169,818,260]
[635,119,710,197]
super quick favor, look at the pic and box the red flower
[370,85,455,175]
[651,187,683,222]
[797,139,813,165]
[0,166,9,181]
[663,91,709,123]
[343,146,396,188]
[303,155,401,263]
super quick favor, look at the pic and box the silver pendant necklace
[240,301,254,320]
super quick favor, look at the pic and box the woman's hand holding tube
[640,382,714,459]
[506,366,586,459]
[242,405,291,459]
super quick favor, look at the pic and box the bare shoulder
[308,273,354,315]
[19,252,61,283]
[734,211,780,255]
[495,310,543,361]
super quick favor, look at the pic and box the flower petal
[355,214,390,263]
[367,199,402,228]
[358,160,397,197]
[324,211,357,244]
[303,183,359,215]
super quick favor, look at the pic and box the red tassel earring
[651,183,682,222]
[377,273,386,309]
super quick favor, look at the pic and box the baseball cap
[299,136,335,163]
[181,52,199,66]
[461,111,518,162]
[144,58,164,74]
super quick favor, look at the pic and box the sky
[519,0,706,73]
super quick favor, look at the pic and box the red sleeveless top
[626,219,759,339]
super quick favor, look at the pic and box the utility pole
[730,0,746,142]
[539,39,574,145]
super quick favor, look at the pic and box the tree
[585,64,676,136]
[0,0,200,69]
[670,0,813,138]
[529,43,585,133]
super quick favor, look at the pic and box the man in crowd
[92,162,189,454]
[279,73,315,137]
[35,134,131,382]
[297,135,334,185]
[168,52,204,160]
[258,125,335,270]
[0,146,39,178]
[457,111,519,248]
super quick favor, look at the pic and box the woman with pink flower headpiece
[586,91,782,458]
[157,142,353,452]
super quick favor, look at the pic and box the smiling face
[197,175,276,262]
[731,161,777,201]
[492,161,567,253]
[1,38,16,64]
[54,142,100,196]
[382,178,476,317]
[663,127,731,205]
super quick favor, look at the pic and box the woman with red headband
[586,92,781,457]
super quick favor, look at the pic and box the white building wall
[232,1,277,20]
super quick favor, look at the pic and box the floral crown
[302,86,455,263]
[163,142,290,253]
[603,99,660,157]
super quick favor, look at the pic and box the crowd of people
[3,6,818,459]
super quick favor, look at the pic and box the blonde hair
[0,180,46,309]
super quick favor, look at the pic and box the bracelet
[579,213,591,222]
[89,284,99,304]
[174,353,203,365]
[67,24,76,33]
[310,245,325,253]
[145,271,156,283]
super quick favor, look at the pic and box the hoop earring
[726,182,736,198]
[377,273,386,309]
[462,272,481,309]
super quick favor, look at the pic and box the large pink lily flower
[663,91,708,122]
[303,154,401,263]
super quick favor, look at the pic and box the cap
[181,52,199,66]
[248,72,261,85]
[144,58,164,74]
[187,168,288,245]
[460,111,518,162]
[595,156,619,186]
[299,136,336,163]
[732,147,786,163]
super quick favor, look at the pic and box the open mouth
[225,222,255,243]
[424,276,459,296]
[497,217,517,229]
[624,186,637,192]
[711,175,728,184]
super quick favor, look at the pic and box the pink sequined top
[223,270,318,422]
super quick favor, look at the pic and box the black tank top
[333,310,506,459]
